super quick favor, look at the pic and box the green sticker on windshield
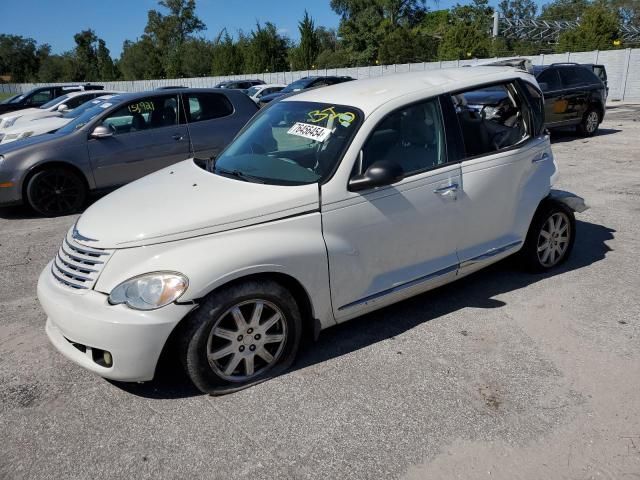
[307,107,355,128]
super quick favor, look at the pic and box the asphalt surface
[1,105,639,480]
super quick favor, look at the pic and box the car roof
[284,67,535,116]
[108,88,243,102]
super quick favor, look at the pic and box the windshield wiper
[214,167,265,184]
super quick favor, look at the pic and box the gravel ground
[1,105,639,480]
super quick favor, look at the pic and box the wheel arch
[21,160,92,200]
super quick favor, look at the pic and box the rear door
[453,80,553,276]
[558,67,590,123]
[537,68,567,126]
[88,94,189,188]
[183,91,255,159]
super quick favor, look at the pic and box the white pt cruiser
[38,67,587,395]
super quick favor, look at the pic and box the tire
[25,167,87,217]
[577,107,600,137]
[179,280,302,395]
[520,201,576,273]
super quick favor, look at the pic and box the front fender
[94,212,335,329]
[548,189,589,213]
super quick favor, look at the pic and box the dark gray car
[0,88,258,216]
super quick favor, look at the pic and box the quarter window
[100,95,178,135]
[185,93,233,123]
[358,98,447,176]
[452,82,529,157]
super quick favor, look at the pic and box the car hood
[0,117,69,143]
[0,131,67,154]
[74,159,320,249]
[0,107,39,120]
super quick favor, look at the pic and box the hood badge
[72,226,98,243]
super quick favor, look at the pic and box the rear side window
[451,82,529,157]
[593,66,607,84]
[560,67,598,87]
[185,93,234,123]
[537,68,562,91]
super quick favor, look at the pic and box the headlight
[108,272,188,310]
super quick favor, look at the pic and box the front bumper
[0,172,22,206]
[38,261,195,382]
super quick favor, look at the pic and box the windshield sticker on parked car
[287,122,332,142]
[128,101,155,114]
[99,102,113,109]
[307,107,356,128]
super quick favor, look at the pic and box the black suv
[214,79,265,90]
[533,64,606,137]
[0,84,104,114]
[258,76,355,106]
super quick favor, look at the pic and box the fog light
[103,351,113,367]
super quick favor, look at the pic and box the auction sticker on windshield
[287,122,332,142]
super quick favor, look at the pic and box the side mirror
[57,104,69,112]
[90,125,113,139]
[538,82,549,92]
[348,160,404,192]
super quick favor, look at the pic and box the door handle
[172,134,184,141]
[433,183,458,195]
[532,152,549,164]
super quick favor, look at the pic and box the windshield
[61,97,111,119]
[212,101,361,185]
[281,78,314,93]
[9,94,26,104]
[57,101,112,134]
[40,94,69,110]
[1,93,22,104]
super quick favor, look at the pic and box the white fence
[2,48,639,102]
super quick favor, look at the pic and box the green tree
[330,0,427,66]
[97,39,118,80]
[243,22,289,73]
[145,0,205,77]
[0,34,42,82]
[557,2,621,51]
[118,37,164,80]
[292,10,320,70]
[539,0,590,21]
[38,53,76,82]
[211,31,245,75]
[181,38,216,77]
[438,0,493,60]
[378,26,438,63]
[498,0,537,19]
[72,30,100,81]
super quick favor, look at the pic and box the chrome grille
[51,235,113,290]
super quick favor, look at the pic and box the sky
[0,0,550,58]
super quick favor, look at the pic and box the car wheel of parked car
[179,279,302,395]
[26,167,87,217]
[578,108,600,137]
[521,202,576,273]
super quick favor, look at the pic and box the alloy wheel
[537,212,571,268]
[586,111,599,134]
[206,299,288,382]
[29,170,84,216]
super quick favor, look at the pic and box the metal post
[493,12,500,37]
[621,48,631,101]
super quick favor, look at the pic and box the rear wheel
[577,108,600,137]
[520,202,576,273]
[179,280,302,395]
[25,167,87,217]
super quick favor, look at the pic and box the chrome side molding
[459,240,522,269]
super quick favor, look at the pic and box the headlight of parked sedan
[108,272,188,310]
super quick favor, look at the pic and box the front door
[88,94,190,188]
[322,98,461,322]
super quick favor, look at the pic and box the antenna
[179,92,196,157]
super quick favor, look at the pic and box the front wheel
[520,202,576,273]
[179,280,302,395]
[25,167,87,217]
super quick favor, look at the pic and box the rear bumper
[38,261,195,382]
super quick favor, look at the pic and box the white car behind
[0,94,120,144]
[0,90,118,130]
[245,83,286,103]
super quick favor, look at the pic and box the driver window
[452,82,529,158]
[359,98,447,176]
[101,95,178,135]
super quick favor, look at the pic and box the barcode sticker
[287,122,332,142]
